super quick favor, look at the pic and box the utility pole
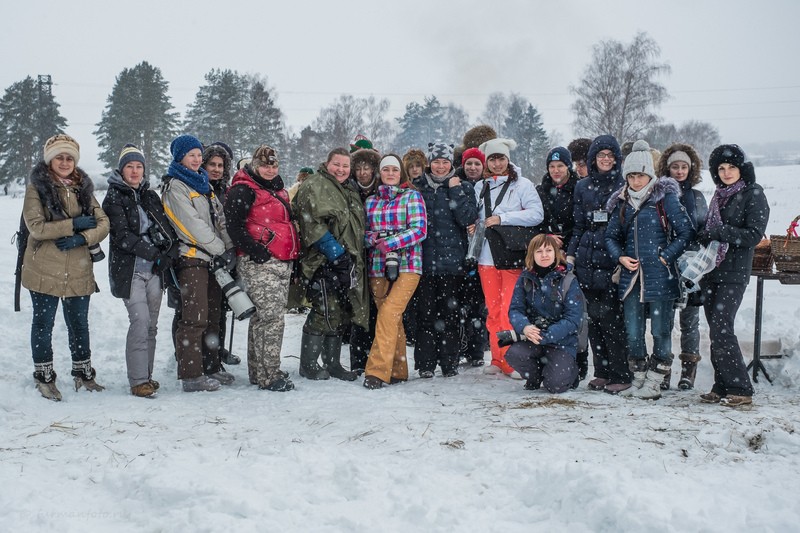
[37,74,52,144]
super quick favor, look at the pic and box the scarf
[168,160,210,194]
[626,176,658,211]
[705,179,747,266]
[533,261,558,279]
[424,168,455,191]
[245,165,285,191]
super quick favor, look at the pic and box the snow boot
[71,359,105,392]
[33,363,61,401]
[262,376,295,392]
[678,353,701,390]
[322,333,357,381]
[620,359,648,397]
[660,369,672,391]
[299,330,330,380]
[630,359,671,400]
[131,382,157,398]
[363,375,383,389]
[182,375,221,392]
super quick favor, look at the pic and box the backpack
[560,271,589,353]
[13,213,29,312]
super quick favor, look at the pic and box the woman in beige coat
[22,134,110,400]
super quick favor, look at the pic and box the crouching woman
[506,233,583,393]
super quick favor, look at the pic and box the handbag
[480,180,538,270]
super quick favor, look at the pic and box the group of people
[19,127,769,407]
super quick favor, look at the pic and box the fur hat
[427,142,454,164]
[402,149,427,173]
[351,147,380,170]
[251,145,279,167]
[709,144,745,172]
[461,147,486,166]
[479,138,517,160]
[43,134,80,165]
[170,134,203,163]
[546,147,572,170]
[203,144,232,180]
[567,138,592,163]
[463,125,497,149]
[622,140,656,180]
[657,143,703,186]
[118,144,145,173]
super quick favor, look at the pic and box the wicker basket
[752,237,773,272]
[770,215,800,272]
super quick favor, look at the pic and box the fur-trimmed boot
[678,353,701,390]
[630,359,672,400]
[322,333,357,381]
[71,359,105,392]
[620,359,648,397]
[33,362,62,401]
[299,330,330,380]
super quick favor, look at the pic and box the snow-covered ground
[2,166,799,532]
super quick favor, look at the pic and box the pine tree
[393,96,445,152]
[94,61,179,179]
[0,76,67,186]
[503,98,550,180]
[184,69,249,155]
[241,74,285,158]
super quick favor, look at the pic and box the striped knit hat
[118,144,146,173]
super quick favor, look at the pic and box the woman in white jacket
[472,138,543,377]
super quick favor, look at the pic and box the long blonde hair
[524,233,566,271]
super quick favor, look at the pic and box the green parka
[293,164,368,328]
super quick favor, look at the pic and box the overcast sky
[3,0,799,174]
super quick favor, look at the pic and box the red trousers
[478,265,522,373]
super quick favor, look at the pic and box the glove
[72,216,97,232]
[55,234,87,251]
[222,248,237,270]
[375,238,391,254]
[152,252,173,274]
[314,232,346,262]
[250,246,272,264]
[696,229,713,246]
[324,253,354,290]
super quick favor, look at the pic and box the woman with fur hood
[695,144,769,407]
[656,143,708,390]
[22,134,110,400]
[605,140,695,399]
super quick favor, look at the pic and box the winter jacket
[21,162,110,298]
[364,184,427,277]
[103,171,178,299]
[508,267,584,357]
[225,167,299,262]
[413,172,478,275]
[567,135,624,291]
[657,143,708,251]
[161,175,232,262]
[293,165,368,327]
[475,169,543,266]
[703,166,769,285]
[605,177,695,302]
[535,168,579,246]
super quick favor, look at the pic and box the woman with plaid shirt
[362,154,427,389]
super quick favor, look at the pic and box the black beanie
[709,144,746,181]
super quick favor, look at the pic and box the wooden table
[748,270,800,383]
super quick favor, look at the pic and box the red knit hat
[461,147,486,166]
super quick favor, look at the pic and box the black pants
[506,341,578,393]
[460,273,487,361]
[350,293,377,371]
[583,287,631,384]
[414,274,462,373]
[701,280,753,397]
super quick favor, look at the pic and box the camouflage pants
[238,257,292,387]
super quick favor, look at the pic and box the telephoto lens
[496,330,522,347]
[384,251,400,281]
[88,244,105,263]
[213,268,256,320]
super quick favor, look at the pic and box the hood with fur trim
[587,135,622,175]
[402,149,427,172]
[657,143,702,186]
[351,148,381,171]
[606,176,682,212]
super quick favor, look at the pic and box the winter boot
[322,333,357,381]
[33,363,61,401]
[660,368,672,391]
[678,353,701,390]
[299,330,330,380]
[620,359,648,397]
[576,350,589,381]
[182,375,221,392]
[71,359,105,392]
[630,359,672,400]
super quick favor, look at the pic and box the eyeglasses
[596,152,615,160]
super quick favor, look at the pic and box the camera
[88,243,105,263]
[213,267,256,320]
[147,223,172,250]
[385,251,399,281]
[496,330,523,347]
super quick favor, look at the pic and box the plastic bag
[677,241,720,293]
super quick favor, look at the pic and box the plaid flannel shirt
[364,184,427,277]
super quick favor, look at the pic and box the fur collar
[606,176,682,212]
[29,161,95,220]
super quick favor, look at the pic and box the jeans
[30,291,91,365]
[678,305,701,355]
[623,295,675,363]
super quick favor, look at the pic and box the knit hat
[567,138,592,163]
[666,150,692,167]
[118,144,146,173]
[43,134,80,165]
[479,138,517,160]
[350,134,373,153]
[622,140,656,180]
[546,147,572,170]
[251,145,278,167]
[299,166,314,174]
[427,142,454,163]
[709,144,745,173]
[170,134,203,163]
[461,147,486,166]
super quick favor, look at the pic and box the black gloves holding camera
[211,249,237,272]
